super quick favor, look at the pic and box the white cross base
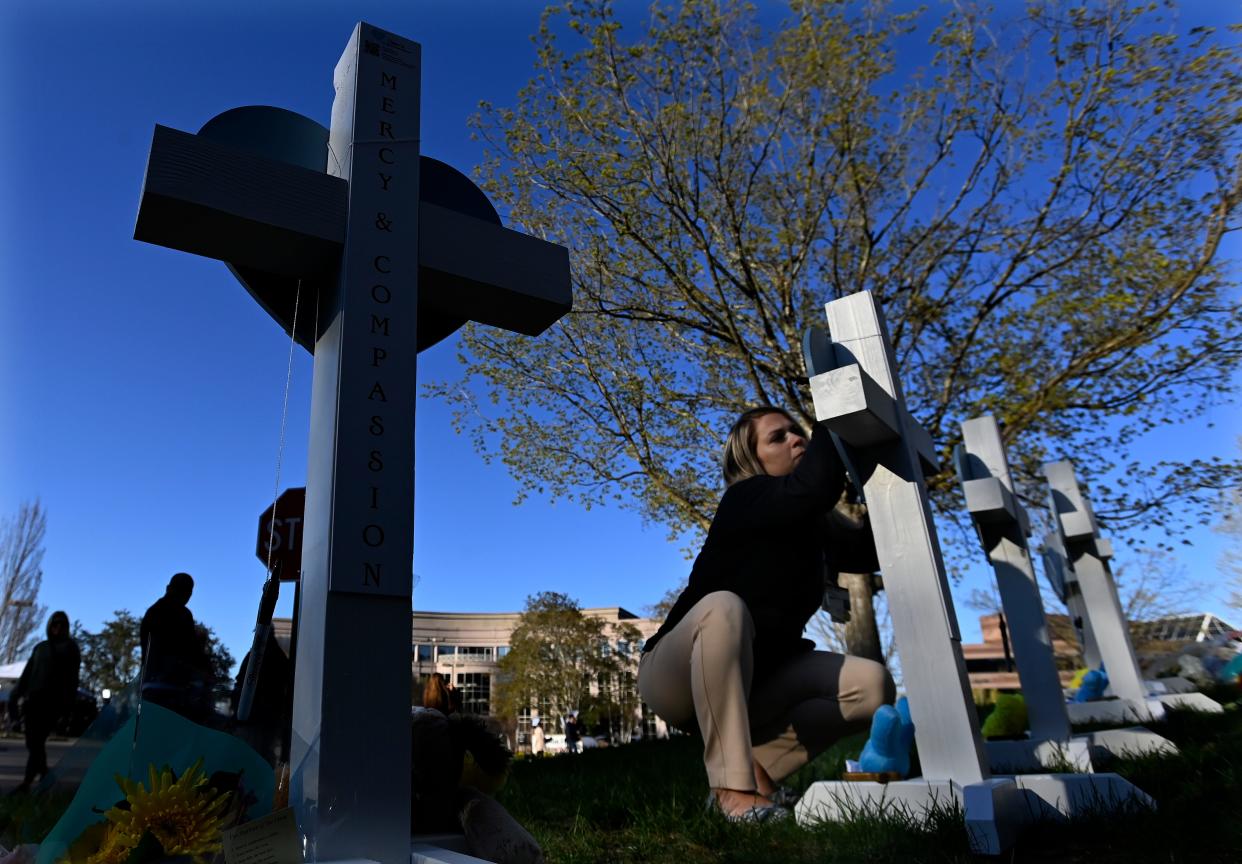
[797,773,1154,856]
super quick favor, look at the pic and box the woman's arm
[720,425,845,529]
[825,501,881,574]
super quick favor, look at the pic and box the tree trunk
[840,572,883,663]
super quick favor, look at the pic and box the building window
[497,646,509,658]
[415,645,433,662]
[457,672,491,715]
[458,646,493,661]
[437,645,456,660]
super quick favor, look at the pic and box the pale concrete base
[986,737,1093,773]
[1010,773,1154,815]
[1066,690,1224,725]
[797,772,1153,855]
[1082,726,1179,760]
[1157,692,1224,713]
[410,837,490,864]
[986,724,1181,772]
[1146,676,1196,695]
[305,838,488,864]
[1065,698,1166,725]
[796,776,1024,854]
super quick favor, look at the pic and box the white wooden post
[957,417,1075,746]
[1039,532,1103,669]
[1043,461,1150,706]
[1044,460,1222,723]
[799,294,1019,852]
[133,22,570,864]
[806,293,989,783]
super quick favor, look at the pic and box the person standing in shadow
[564,712,581,754]
[139,572,204,719]
[10,611,80,793]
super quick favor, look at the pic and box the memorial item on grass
[37,703,272,864]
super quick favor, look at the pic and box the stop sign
[256,487,305,580]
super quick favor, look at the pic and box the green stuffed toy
[980,693,1028,739]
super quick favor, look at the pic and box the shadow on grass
[499,696,1242,864]
[498,735,967,864]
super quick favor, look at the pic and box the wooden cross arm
[807,363,940,475]
[419,203,570,337]
[135,125,572,337]
[135,124,346,278]
[1042,460,1099,542]
[961,477,1028,530]
[955,417,1030,534]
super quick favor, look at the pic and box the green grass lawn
[498,692,1242,864]
[3,693,1239,863]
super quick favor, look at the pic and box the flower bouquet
[59,758,257,864]
[37,703,273,864]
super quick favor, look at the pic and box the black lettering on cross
[130,22,570,864]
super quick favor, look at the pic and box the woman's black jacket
[643,424,879,676]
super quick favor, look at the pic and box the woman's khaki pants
[638,591,894,791]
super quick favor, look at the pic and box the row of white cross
[797,291,1222,854]
[129,21,1220,863]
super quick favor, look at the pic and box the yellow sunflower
[60,820,130,864]
[104,758,233,863]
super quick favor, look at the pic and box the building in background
[960,610,1239,695]
[1130,612,1235,651]
[961,613,1082,693]
[272,606,664,750]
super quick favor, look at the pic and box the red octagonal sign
[256,487,305,580]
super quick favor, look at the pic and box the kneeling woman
[638,407,894,821]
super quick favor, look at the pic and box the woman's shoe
[767,785,800,808]
[705,791,790,823]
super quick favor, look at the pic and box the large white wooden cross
[797,292,1154,854]
[798,292,1010,850]
[957,420,1072,735]
[1044,460,1158,726]
[958,421,1184,769]
[956,416,1087,770]
[134,23,570,864]
[1043,461,1221,724]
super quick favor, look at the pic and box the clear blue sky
[1,0,1237,676]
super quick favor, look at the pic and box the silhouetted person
[564,713,581,754]
[140,572,204,719]
[10,611,80,793]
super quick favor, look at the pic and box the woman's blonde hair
[721,406,804,487]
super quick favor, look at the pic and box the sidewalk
[0,737,89,795]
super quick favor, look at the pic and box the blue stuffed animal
[858,696,915,777]
[1074,667,1109,702]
